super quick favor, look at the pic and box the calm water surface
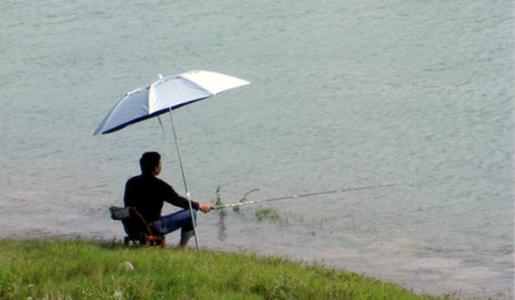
[1,0,513,297]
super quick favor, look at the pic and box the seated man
[124,152,213,248]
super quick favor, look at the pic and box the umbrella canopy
[94,70,249,135]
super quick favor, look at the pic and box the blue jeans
[152,209,197,240]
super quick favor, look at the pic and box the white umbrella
[95,70,249,135]
[95,70,250,250]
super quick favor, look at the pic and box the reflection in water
[217,213,227,241]
[214,185,227,241]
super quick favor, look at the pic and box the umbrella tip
[158,73,164,79]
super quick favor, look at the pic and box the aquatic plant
[214,185,226,217]
[233,188,260,213]
[255,207,281,221]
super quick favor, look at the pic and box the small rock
[120,261,134,272]
[113,290,123,300]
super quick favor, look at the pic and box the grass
[0,239,450,300]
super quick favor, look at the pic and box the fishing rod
[213,181,433,210]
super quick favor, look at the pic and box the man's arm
[163,183,199,209]
[162,181,213,213]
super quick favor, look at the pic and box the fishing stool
[109,206,166,248]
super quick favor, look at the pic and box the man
[124,152,213,248]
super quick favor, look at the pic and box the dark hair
[140,152,161,174]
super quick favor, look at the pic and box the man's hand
[198,203,214,213]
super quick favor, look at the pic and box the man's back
[124,174,168,223]
[124,174,194,223]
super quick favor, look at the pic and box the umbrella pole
[168,108,200,251]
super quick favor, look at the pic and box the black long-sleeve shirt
[124,174,199,223]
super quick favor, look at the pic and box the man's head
[140,152,161,175]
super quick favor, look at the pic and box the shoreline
[0,238,453,299]
[1,236,512,299]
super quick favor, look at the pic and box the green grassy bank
[0,239,448,299]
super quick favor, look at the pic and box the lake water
[1,0,513,297]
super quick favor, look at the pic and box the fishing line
[213,180,436,210]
